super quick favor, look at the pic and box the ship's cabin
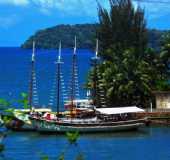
[64,99,94,110]
[95,106,145,121]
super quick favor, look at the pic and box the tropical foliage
[18,92,29,109]
[89,0,170,108]
[0,99,10,110]
[66,131,79,144]
[0,93,29,126]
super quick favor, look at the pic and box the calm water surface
[1,126,170,160]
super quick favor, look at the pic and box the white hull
[31,118,146,133]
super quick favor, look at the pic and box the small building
[153,91,170,109]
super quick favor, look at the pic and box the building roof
[95,106,145,115]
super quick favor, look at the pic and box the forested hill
[21,24,167,50]
[21,24,97,49]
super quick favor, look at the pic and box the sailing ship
[30,106,146,133]
[30,38,147,133]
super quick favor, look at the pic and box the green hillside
[21,24,97,49]
[21,24,167,50]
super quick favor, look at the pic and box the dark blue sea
[0,47,92,110]
[0,47,170,160]
[1,127,170,160]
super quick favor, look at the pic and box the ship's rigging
[28,41,39,109]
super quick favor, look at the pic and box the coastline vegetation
[87,0,170,108]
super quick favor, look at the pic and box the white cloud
[1,0,169,22]
[30,0,109,16]
[0,0,29,6]
[31,0,64,15]
[0,0,109,16]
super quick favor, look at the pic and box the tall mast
[95,39,98,59]
[48,42,65,112]
[28,41,35,109]
[56,41,62,117]
[91,39,100,107]
[70,36,77,115]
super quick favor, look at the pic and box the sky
[0,0,169,46]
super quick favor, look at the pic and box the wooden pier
[137,109,170,125]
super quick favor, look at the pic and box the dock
[137,109,170,125]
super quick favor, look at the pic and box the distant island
[21,24,97,49]
[21,23,167,50]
